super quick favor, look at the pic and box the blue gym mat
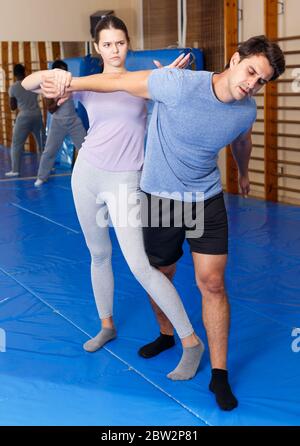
[0,175,299,426]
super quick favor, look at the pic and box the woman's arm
[21,70,49,92]
[70,71,152,99]
[22,69,72,94]
[41,52,191,102]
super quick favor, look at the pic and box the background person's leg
[32,113,46,154]
[8,115,30,174]
[68,117,86,151]
[68,117,87,168]
[36,120,65,182]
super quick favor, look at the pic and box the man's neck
[212,71,235,103]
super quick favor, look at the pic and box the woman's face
[94,28,129,70]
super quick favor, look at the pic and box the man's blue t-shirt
[140,68,257,201]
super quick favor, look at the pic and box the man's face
[228,53,274,100]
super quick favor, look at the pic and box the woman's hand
[41,69,72,99]
[153,52,190,69]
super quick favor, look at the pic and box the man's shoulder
[151,67,210,80]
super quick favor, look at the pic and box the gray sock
[83,327,117,352]
[167,338,205,381]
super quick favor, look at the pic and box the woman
[22,16,204,381]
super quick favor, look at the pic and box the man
[34,60,86,187]
[6,64,45,177]
[39,35,285,411]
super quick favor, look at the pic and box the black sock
[138,333,175,358]
[209,368,238,411]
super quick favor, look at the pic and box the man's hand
[153,52,190,69]
[239,174,250,197]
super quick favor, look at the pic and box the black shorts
[141,191,228,267]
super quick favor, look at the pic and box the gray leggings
[71,153,194,339]
[38,116,86,181]
[11,113,46,172]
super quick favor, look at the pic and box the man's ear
[93,42,101,55]
[230,52,241,69]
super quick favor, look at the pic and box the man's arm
[10,97,18,111]
[230,127,253,196]
[44,98,59,114]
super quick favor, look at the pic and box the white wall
[0,0,141,47]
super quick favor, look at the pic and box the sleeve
[239,100,257,137]
[8,84,15,98]
[147,68,185,107]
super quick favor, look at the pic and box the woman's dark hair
[94,15,130,44]
[225,35,285,81]
[52,60,68,71]
[13,63,26,78]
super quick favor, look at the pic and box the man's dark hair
[225,35,285,81]
[13,63,26,78]
[52,59,68,71]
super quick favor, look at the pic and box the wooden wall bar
[264,0,278,201]
[1,42,12,147]
[52,42,61,62]
[224,0,239,194]
[186,0,224,72]
[23,42,32,74]
[143,0,178,49]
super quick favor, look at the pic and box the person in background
[34,60,86,187]
[5,63,45,177]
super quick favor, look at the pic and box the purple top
[73,90,147,172]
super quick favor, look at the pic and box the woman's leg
[71,155,116,351]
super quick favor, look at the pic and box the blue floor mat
[0,175,299,426]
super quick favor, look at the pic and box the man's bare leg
[147,264,176,337]
[192,252,237,410]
